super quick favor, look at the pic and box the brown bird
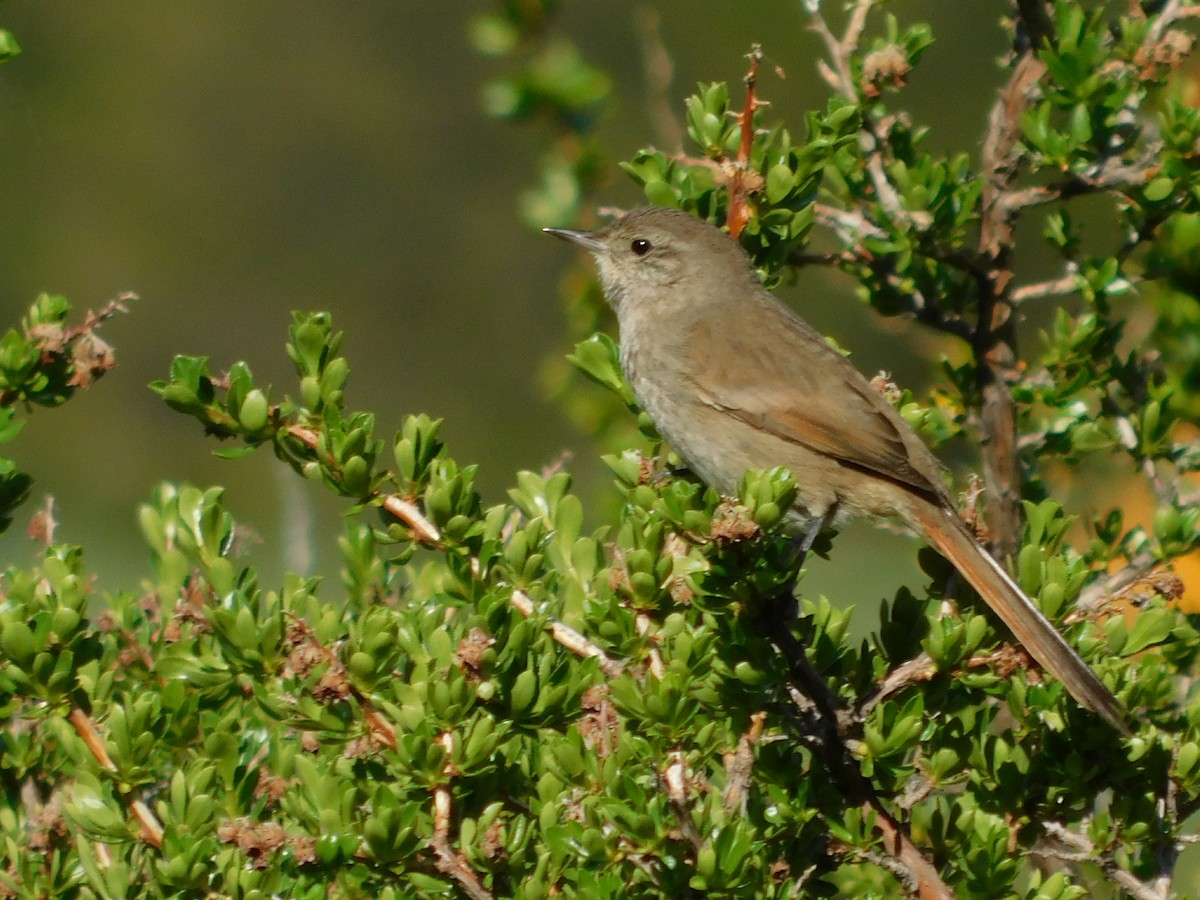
[546,206,1129,733]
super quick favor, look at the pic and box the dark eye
[630,238,652,256]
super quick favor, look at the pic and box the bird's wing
[683,302,942,495]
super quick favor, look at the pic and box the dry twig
[509,589,624,678]
[69,707,165,848]
[1036,821,1170,900]
[723,712,767,816]
[727,45,766,238]
[431,733,493,900]
[663,750,703,850]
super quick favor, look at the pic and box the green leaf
[1144,177,1174,202]
[643,179,679,208]
[1122,607,1174,655]
[567,333,634,404]
[766,163,794,203]
[0,30,21,63]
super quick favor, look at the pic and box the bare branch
[807,205,975,340]
[510,589,624,678]
[727,44,767,238]
[810,1,920,232]
[788,250,846,267]
[1073,557,1184,618]
[1002,148,1162,215]
[1009,271,1081,304]
[430,732,493,900]
[69,706,117,773]
[909,285,975,340]
[69,707,165,848]
[809,0,877,103]
[381,494,443,546]
[857,652,937,719]
[813,202,886,241]
[663,751,704,850]
[128,800,165,848]
[1037,822,1170,900]
[636,612,666,680]
[723,711,767,816]
[1145,0,1200,44]
[975,51,1050,558]
[868,806,955,900]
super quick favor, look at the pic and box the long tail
[908,500,1130,734]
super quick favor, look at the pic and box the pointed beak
[543,226,605,253]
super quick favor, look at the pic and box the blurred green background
[0,2,1005,600]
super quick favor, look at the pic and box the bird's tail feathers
[909,500,1130,734]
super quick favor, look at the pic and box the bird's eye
[630,238,652,256]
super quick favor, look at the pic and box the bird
[545,205,1129,733]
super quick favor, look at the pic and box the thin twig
[635,612,666,680]
[663,751,703,850]
[866,803,954,900]
[787,250,846,267]
[1009,271,1082,304]
[812,1,917,231]
[510,589,624,678]
[1113,409,1172,500]
[723,712,767,816]
[813,202,887,241]
[69,707,117,772]
[807,17,974,340]
[1073,555,1182,617]
[1037,822,1169,900]
[283,613,398,750]
[1144,0,1200,53]
[727,44,765,238]
[804,208,974,340]
[431,731,493,900]
[27,495,58,545]
[1001,148,1162,214]
[857,652,937,719]
[59,292,135,346]
[381,494,443,546]
[810,0,877,104]
[69,707,165,848]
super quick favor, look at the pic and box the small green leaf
[1144,177,1174,202]
[1122,607,1173,655]
[0,30,21,63]
[238,388,269,431]
[511,668,536,715]
[567,333,633,403]
[643,179,679,208]
[0,619,36,667]
[765,163,794,203]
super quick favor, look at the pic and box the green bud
[238,389,269,432]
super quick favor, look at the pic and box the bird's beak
[543,226,605,253]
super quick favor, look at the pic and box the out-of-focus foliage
[469,1,612,230]
[4,2,1200,898]
[0,289,126,534]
